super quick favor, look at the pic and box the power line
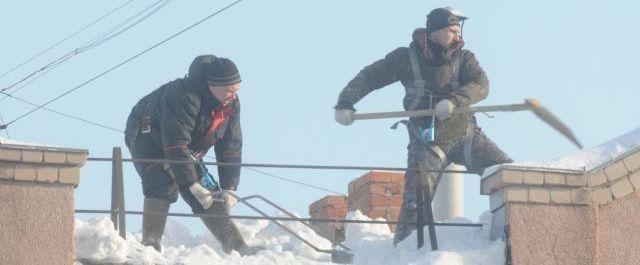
[0,91,123,133]
[79,0,173,52]
[0,94,357,195]
[0,112,10,139]
[1,88,348,194]
[0,0,340,199]
[0,0,135,81]
[0,63,56,103]
[1,90,373,195]
[1,0,173,93]
[245,167,347,196]
[1,0,170,92]
[205,155,346,196]
[2,90,352,193]
[0,0,376,198]
[0,89,384,195]
[0,0,244,129]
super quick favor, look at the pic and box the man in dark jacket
[334,7,513,245]
[125,55,261,255]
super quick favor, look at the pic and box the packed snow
[483,127,640,177]
[74,211,504,265]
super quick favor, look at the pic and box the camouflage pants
[393,122,512,246]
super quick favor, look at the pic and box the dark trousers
[127,134,248,253]
[128,135,206,213]
[393,122,512,245]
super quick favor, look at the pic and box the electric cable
[1,0,173,93]
[0,0,135,80]
[0,0,244,129]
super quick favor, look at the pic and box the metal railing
[75,147,483,254]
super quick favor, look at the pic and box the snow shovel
[229,193,355,264]
[352,98,583,149]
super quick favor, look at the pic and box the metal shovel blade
[524,98,583,149]
[330,249,354,264]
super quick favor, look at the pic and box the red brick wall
[347,171,404,231]
[308,195,347,242]
[307,171,406,241]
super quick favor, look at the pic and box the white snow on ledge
[0,136,65,148]
[74,211,504,265]
[0,136,32,145]
[483,127,640,177]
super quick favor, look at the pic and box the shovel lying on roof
[352,98,583,149]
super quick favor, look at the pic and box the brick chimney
[308,171,405,242]
[347,171,404,231]
[308,195,347,243]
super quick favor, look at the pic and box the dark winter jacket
[125,77,242,189]
[336,28,489,143]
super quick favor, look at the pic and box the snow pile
[484,127,640,176]
[74,211,504,265]
[75,218,166,264]
[74,218,128,263]
[341,211,503,265]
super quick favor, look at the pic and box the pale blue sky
[1,0,638,233]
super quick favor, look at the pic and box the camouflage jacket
[336,28,489,143]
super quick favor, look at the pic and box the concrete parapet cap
[0,143,87,186]
[483,157,640,206]
[0,143,88,167]
[481,167,584,195]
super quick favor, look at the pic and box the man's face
[429,25,462,49]
[209,83,240,106]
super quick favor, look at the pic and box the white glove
[334,109,355,126]
[189,182,218,210]
[212,190,238,210]
[434,99,455,120]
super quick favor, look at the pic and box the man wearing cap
[333,7,512,245]
[125,55,262,255]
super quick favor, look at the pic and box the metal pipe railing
[77,146,485,256]
[74,209,482,227]
[87,157,471,174]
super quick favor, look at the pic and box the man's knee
[143,184,179,203]
[136,161,181,202]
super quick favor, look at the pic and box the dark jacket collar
[183,76,225,110]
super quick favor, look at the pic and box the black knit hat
[188,54,217,78]
[426,7,468,33]
[206,58,241,86]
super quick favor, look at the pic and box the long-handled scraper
[352,98,583,149]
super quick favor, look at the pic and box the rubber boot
[200,202,264,255]
[141,197,171,252]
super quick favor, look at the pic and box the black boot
[141,198,170,252]
[200,202,264,255]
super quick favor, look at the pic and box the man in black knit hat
[333,7,513,246]
[125,55,263,255]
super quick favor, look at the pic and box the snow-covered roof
[74,211,504,265]
[484,127,640,177]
